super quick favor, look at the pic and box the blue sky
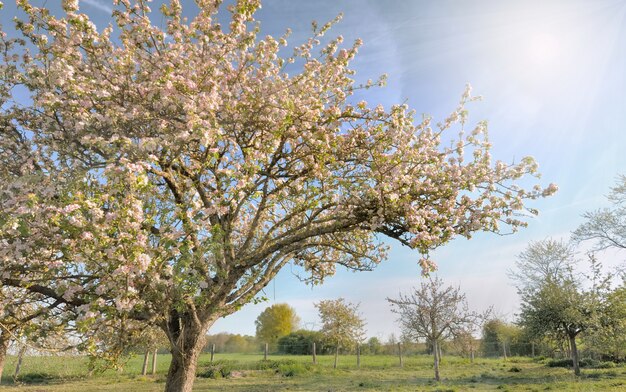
[3,0,626,340]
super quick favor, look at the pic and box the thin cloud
[81,0,113,14]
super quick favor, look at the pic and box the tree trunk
[141,350,149,375]
[569,334,580,376]
[502,340,507,361]
[0,335,9,384]
[333,346,339,369]
[433,339,440,381]
[163,312,210,392]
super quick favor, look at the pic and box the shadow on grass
[0,372,66,387]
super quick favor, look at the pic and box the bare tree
[387,277,485,381]
[573,175,626,251]
[508,239,577,299]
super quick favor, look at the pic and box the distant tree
[480,319,502,357]
[582,280,626,361]
[509,239,577,298]
[388,276,484,381]
[277,330,327,355]
[452,330,477,360]
[573,175,626,251]
[224,335,252,353]
[365,337,382,355]
[498,323,520,359]
[204,333,231,354]
[452,309,489,361]
[316,298,365,368]
[255,304,300,348]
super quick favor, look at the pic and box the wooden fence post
[312,342,317,364]
[151,349,157,374]
[141,350,149,375]
[398,343,403,368]
[210,343,215,363]
[13,344,26,381]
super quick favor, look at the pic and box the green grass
[1,354,625,391]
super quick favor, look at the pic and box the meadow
[0,353,625,391]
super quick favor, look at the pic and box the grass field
[0,353,625,391]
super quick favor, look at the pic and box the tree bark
[569,334,580,376]
[0,335,9,385]
[333,346,339,369]
[433,339,440,381]
[163,312,211,392]
[152,349,157,375]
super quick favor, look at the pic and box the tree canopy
[0,0,556,390]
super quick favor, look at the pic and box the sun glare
[526,32,560,67]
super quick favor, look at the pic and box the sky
[3,0,626,340]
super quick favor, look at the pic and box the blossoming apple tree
[0,0,556,390]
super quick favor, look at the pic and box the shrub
[255,359,310,377]
[580,358,600,368]
[547,358,616,369]
[278,363,309,377]
[197,360,238,379]
[17,372,55,383]
[256,359,294,370]
[277,330,330,355]
[546,359,573,368]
